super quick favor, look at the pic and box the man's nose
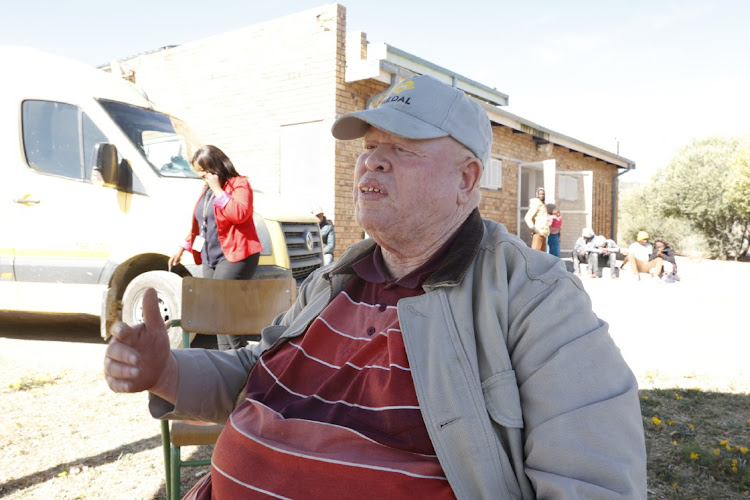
[364,145,391,171]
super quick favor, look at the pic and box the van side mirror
[92,143,120,187]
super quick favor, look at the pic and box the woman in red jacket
[168,145,262,350]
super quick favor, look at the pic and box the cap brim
[332,107,449,141]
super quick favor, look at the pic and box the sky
[3,0,750,183]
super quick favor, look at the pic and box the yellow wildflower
[712,448,721,457]
[671,440,678,446]
[690,452,699,460]
[667,420,675,426]
[719,440,728,446]
[674,393,682,400]
[688,423,695,430]
[739,446,748,455]
[652,416,662,425]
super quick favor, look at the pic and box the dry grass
[641,389,750,498]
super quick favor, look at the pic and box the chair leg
[161,420,171,499]
[171,443,182,500]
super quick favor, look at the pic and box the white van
[0,46,323,345]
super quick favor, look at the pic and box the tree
[725,139,750,259]
[656,137,745,259]
[619,183,694,252]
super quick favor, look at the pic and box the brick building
[113,3,634,259]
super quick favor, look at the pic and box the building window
[558,174,579,201]
[481,158,502,190]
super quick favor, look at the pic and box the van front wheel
[121,271,191,348]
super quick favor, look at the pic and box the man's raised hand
[104,288,174,395]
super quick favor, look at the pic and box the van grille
[281,222,324,281]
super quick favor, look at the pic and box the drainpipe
[611,165,632,241]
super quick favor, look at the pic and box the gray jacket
[152,210,647,499]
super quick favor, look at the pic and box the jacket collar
[325,208,485,289]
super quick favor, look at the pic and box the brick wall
[122,4,343,201]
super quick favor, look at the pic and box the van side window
[22,100,107,182]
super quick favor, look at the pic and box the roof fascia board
[372,43,509,106]
[343,32,631,169]
[344,32,508,106]
[482,102,635,169]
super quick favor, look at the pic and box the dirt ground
[0,256,747,499]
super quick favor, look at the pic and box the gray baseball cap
[331,74,492,168]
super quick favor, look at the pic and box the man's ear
[457,157,483,204]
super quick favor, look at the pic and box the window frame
[480,157,503,190]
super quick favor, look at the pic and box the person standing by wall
[168,145,262,350]
[546,204,562,257]
[524,187,550,252]
[313,206,336,265]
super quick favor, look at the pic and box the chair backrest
[180,276,296,336]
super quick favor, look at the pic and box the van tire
[121,271,191,348]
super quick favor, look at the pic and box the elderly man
[105,75,646,498]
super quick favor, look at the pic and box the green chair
[160,276,297,499]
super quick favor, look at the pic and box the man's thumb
[141,288,165,330]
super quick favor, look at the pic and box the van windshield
[98,100,202,179]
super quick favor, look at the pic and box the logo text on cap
[383,95,411,105]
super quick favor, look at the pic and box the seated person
[651,238,679,282]
[591,235,621,279]
[571,227,598,278]
[620,231,661,280]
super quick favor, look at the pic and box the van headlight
[253,213,273,256]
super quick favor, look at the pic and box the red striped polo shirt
[190,245,457,499]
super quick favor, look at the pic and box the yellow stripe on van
[14,249,111,258]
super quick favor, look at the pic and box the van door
[9,99,124,310]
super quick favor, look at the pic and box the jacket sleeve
[508,275,647,498]
[524,199,538,230]
[322,224,335,254]
[216,177,253,225]
[573,237,585,253]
